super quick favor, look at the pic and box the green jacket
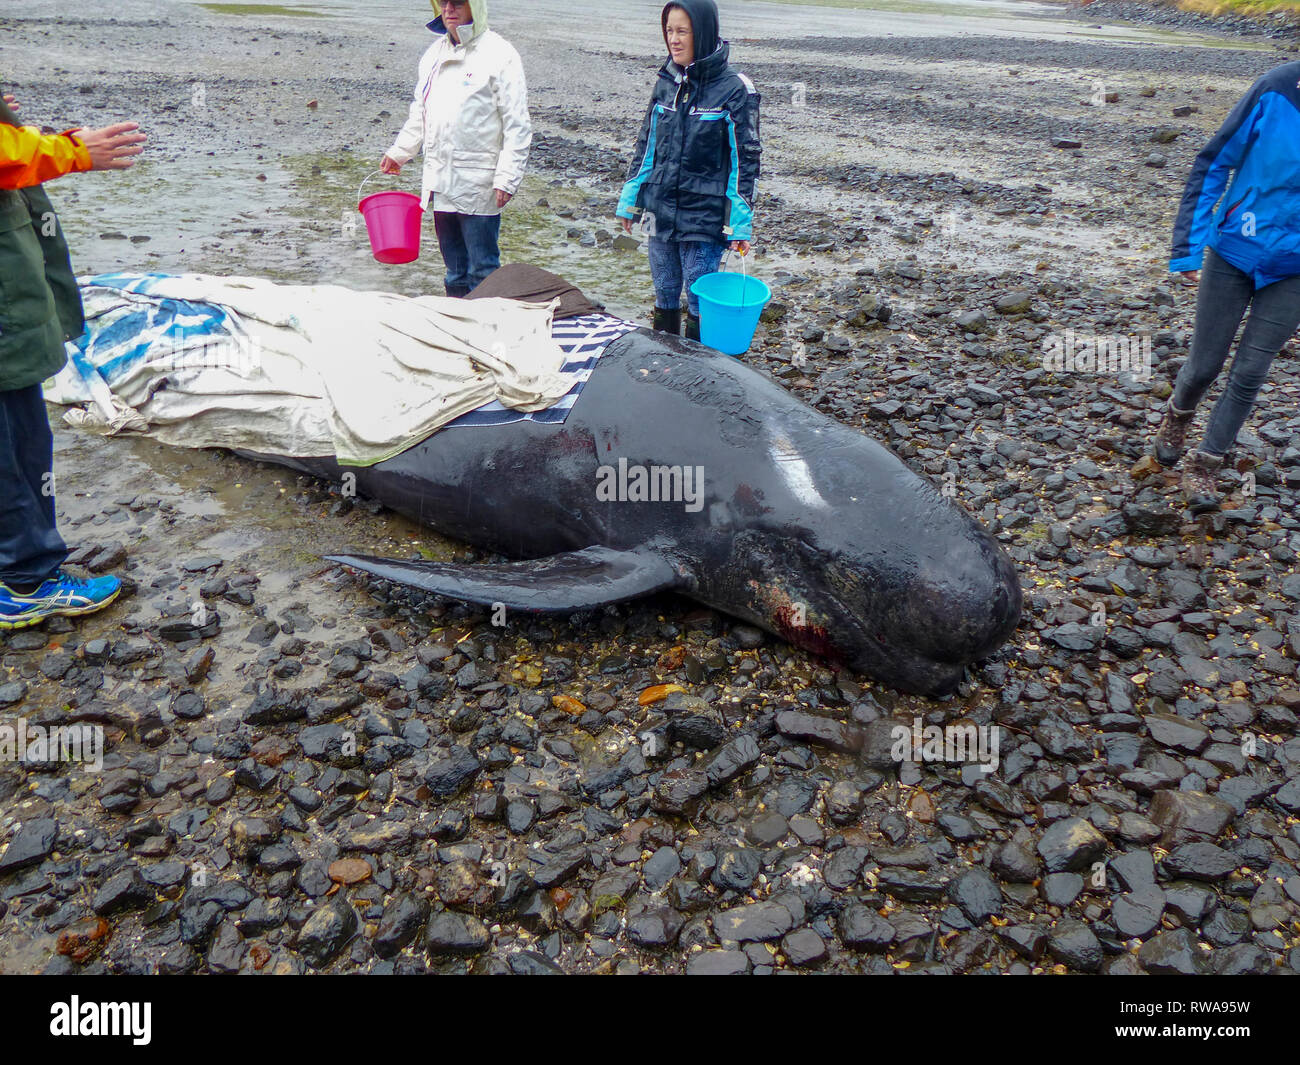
[0,94,84,392]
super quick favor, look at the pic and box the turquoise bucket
[690,268,771,356]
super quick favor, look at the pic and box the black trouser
[1172,248,1300,456]
[0,384,67,588]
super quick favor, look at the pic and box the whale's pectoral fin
[325,545,687,613]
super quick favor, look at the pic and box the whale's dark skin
[251,327,1022,696]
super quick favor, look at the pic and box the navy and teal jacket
[616,41,760,244]
[1170,61,1300,286]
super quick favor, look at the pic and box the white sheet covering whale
[44,273,577,466]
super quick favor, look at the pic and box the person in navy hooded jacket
[616,0,760,340]
[1154,62,1300,513]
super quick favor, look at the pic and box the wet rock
[1036,817,1106,873]
[992,840,1040,883]
[781,928,827,967]
[1044,622,1102,652]
[0,818,58,873]
[1000,924,1049,961]
[1041,872,1083,908]
[1213,942,1270,976]
[1138,928,1209,974]
[374,894,430,959]
[1122,502,1181,536]
[713,894,804,943]
[826,780,864,825]
[994,291,1032,314]
[1144,713,1209,753]
[1113,886,1166,938]
[424,746,480,798]
[1164,881,1216,926]
[425,911,490,956]
[295,899,358,967]
[241,688,305,726]
[949,869,1003,923]
[1161,842,1238,881]
[342,819,410,854]
[207,919,246,974]
[178,898,223,945]
[1048,919,1103,972]
[746,811,789,846]
[1148,789,1234,843]
[651,768,710,816]
[627,904,685,948]
[226,817,276,862]
[534,847,587,889]
[671,714,726,750]
[92,868,153,915]
[686,949,750,975]
[838,902,896,952]
[878,868,947,902]
[775,710,864,753]
[712,847,762,893]
[505,800,536,835]
[705,734,760,786]
[97,769,142,815]
[642,846,681,891]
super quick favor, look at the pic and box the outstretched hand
[2,93,18,112]
[72,122,146,170]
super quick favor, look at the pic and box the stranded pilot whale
[256,310,1022,697]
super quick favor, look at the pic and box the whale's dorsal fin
[326,545,687,612]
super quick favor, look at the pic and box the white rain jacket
[387,0,531,216]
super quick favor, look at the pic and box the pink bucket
[358,173,423,264]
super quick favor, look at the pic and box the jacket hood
[662,0,720,66]
[429,0,488,43]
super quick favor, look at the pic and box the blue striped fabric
[441,312,639,428]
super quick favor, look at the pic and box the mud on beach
[2,0,1300,976]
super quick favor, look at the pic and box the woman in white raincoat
[382,0,531,297]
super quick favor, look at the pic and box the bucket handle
[358,169,409,204]
[720,246,750,307]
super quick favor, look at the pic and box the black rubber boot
[445,285,471,299]
[1153,399,1195,468]
[1183,450,1223,515]
[652,306,681,334]
[684,311,700,342]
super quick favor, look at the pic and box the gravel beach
[2,0,1299,976]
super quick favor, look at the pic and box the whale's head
[711,437,1023,696]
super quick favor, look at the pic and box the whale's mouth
[816,546,1022,696]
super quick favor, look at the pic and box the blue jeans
[433,211,501,296]
[648,238,726,317]
[1172,248,1300,456]
[0,384,67,589]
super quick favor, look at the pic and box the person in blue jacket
[616,0,760,340]
[1154,61,1300,513]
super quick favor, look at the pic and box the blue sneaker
[0,571,122,630]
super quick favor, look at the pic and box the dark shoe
[1183,450,1223,514]
[1153,400,1195,467]
[652,306,681,335]
[445,285,471,299]
[684,312,700,342]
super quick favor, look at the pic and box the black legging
[1172,248,1300,456]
